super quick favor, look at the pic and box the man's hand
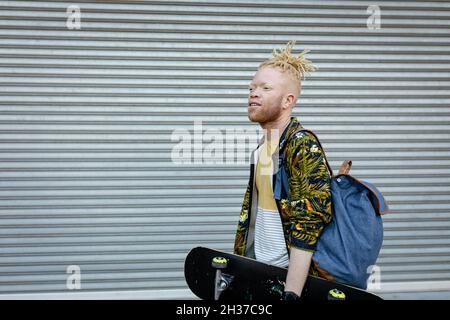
[283,246,313,297]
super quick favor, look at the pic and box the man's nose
[250,89,260,97]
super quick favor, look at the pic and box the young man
[234,41,333,300]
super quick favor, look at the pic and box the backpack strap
[338,160,352,175]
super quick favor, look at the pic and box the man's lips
[248,102,262,107]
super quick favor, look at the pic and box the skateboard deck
[184,246,382,301]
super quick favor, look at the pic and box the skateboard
[184,247,383,301]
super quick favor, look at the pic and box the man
[234,41,333,300]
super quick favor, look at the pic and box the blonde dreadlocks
[258,40,317,84]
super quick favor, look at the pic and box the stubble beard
[247,97,284,126]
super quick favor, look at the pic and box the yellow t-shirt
[255,136,279,211]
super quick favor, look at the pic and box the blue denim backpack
[280,128,389,289]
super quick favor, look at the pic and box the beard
[247,95,284,125]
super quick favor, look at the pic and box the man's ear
[283,93,296,110]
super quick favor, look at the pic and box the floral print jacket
[234,116,333,259]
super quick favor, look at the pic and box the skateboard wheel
[328,288,346,301]
[219,280,229,290]
[212,257,228,269]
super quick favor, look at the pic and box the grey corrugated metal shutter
[0,0,449,299]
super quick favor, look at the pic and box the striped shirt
[254,136,289,268]
[255,207,289,268]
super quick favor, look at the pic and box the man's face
[247,66,292,125]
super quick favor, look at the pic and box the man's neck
[261,116,292,141]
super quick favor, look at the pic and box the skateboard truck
[212,256,233,300]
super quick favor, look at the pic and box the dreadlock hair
[258,40,317,90]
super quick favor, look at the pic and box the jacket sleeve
[280,131,333,252]
[234,181,251,256]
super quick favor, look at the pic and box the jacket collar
[279,116,302,153]
[256,116,301,149]
[252,116,301,170]
[272,116,302,201]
